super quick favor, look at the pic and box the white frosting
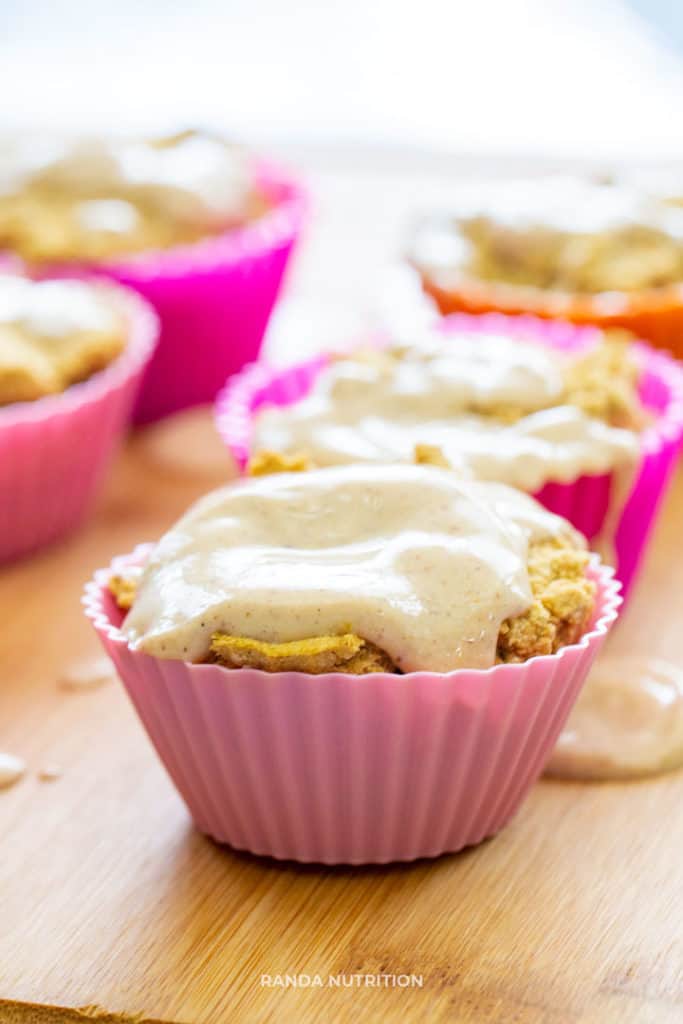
[253,332,640,493]
[76,198,140,235]
[547,656,683,780]
[123,463,579,673]
[0,276,119,338]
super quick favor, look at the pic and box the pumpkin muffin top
[112,461,595,675]
[410,178,683,294]
[0,129,266,263]
[0,275,126,406]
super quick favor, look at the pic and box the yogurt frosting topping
[0,275,120,339]
[253,331,640,493]
[123,463,580,672]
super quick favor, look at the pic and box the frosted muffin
[0,129,306,424]
[0,275,126,405]
[0,274,157,561]
[0,130,267,264]
[109,462,596,672]
[86,461,620,862]
[409,177,683,359]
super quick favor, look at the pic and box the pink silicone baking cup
[0,283,158,562]
[216,313,683,600]
[21,162,308,425]
[84,546,620,865]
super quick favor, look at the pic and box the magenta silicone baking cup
[20,161,308,425]
[0,283,158,562]
[216,313,683,600]
[84,545,620,865]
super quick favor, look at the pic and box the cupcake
[217,315,683,599]
[0,129,306,423]
[408,176,683,360]
[0,273,158,561]
[84,461,620,864]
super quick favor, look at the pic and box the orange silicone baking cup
[419,270,683,360]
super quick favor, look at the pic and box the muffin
[408,176,683,360]
[85,461,620,863]
[0,273,158,561]
[0,129,306,423]
[218,315,683,597]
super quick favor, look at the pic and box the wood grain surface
[1,155,682,1024]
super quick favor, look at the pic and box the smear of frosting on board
[546,656,683,780]
[59,655,115,692]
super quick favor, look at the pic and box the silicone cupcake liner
[0,285,158,562]
[27,162,308,425]
[84,546,620,865]
[216,313,683,599]
[418,266,683,362]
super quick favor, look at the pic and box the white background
[2,0,683,159]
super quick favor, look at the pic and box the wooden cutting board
[1,155,683,1024]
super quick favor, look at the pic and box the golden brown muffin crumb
[563,331,647,430]
[109,574,137,611]
[461,333,645,428]
[0,325,59,404]
[497,601,555,662]
[414,443,452,468]
[41,326,125,390]
[247,449,312,476]
[497,537,595,663]
[209,633,396,674]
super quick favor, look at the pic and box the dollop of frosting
[123,463,581,673]
[547,655,683,780]
[0,275,119,338]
